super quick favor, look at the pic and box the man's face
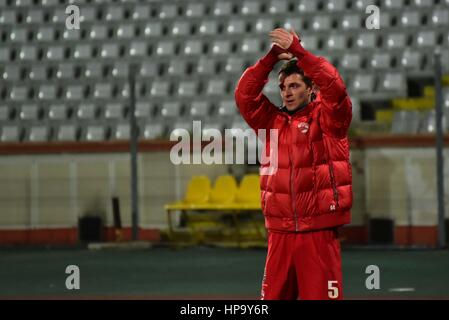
[278,73,312,112]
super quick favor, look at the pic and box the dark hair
[278,59,313,88]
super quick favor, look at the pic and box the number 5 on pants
[328,280,339,299]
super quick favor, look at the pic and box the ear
[307,86,314,101]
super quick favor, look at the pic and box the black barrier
[78,216,102,243]
[369,218,394,245]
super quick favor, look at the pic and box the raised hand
[270,44,294,60]
[278,52,294,60]
[269,28,299,50]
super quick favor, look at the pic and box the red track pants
[261,228,343,300]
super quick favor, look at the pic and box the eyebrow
[279,82,301,89]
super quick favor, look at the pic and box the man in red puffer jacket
[235,28,353,300]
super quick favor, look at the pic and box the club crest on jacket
[297,122,309,134]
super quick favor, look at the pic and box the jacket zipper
[288,118,299,231]
[328,159,339,208]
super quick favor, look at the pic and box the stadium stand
[0,0,448,143]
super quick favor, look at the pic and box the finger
[269,33,287,42]
[276,31,291,38]
[270,29,287,36]
[278,53,288,60]
[270,38,284,45]
[279,52,293,60]
[269,35,283,43]
[276,28,289,35]
[270,33,289,42]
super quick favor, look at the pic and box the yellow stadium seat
[424,76,449,93]
[164,175,211,210]
[229,174,261,210]
[165,174,264,246]
[375,110,394,123]
[207,175,238,208]
[392,98,434,110]
[185,174,239,210]
[442,75,449,86]
[423,86,435,97]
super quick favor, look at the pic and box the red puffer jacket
[235,37,352,233]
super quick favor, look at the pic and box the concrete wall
[0,152,229,231]
[365,148,449,226]
[0,147,447,235]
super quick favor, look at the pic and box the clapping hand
[269,28,299,50]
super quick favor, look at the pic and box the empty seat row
[0,40,268,62]
[302,30,449,52]
[2,30,448,65]
[6,47,446,85]
[0,115,250,142]
[4,107,448,142]
[349,72,407,94]
[0,4,160,25]
[147,80,234,98]
[0,124,133,142]
[1,61,151,81]
[0,102,130,121]
[0,2,354,26]
[2,0,448,26]
[1,83,135,101]
[2,9,449,46]
[165,174,261,213]
[391,109,449,134]
[339,49,449,71]
[0,99,239,122]
[0,78,236,101]
[2,46,445,85]
[159,100,238,118]
[0,123,160,142]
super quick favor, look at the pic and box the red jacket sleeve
[234,49,280,132]
[288,37,352,138]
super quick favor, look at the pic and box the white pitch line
[388,288,415,292]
